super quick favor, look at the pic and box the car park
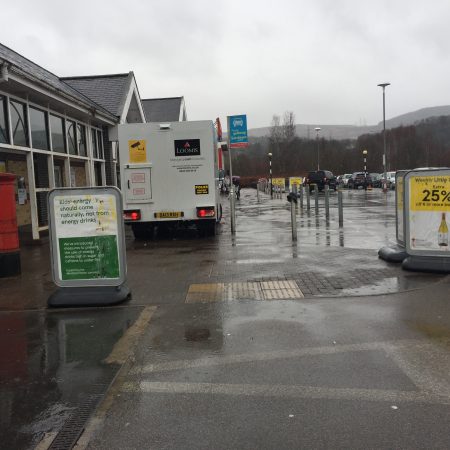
[305,170,337,192]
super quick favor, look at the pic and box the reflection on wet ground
[0,307,141,449]
[120,188,444,303]
[233,189,396,250]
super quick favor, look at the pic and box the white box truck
[117,120,221,238]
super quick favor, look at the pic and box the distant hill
[246,105,450,141]
[248,124,377,140]
[381,105,450,129]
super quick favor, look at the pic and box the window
[77,124,87,156]
[10,100,28,147]
[91,128,98,159]
[54,165,63,187]
[50,115,66,153]
[67,120,76,155]
[33,153,49,188]
[0,96,9,144]
[29,107,49,150]
[96,130,104,159]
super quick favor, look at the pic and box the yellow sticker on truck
[410,175,450,212]
[129,140,147,163]
[195,184,209,195]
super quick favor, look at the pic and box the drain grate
[48,381,113,450]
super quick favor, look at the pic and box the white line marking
[122,381,450,405]
[130,339,423,374]
[384,343,450,397]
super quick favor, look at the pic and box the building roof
[62,73,132,117]
[142,97,184,122]
[0,43,116,120]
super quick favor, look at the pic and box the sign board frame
[395,170,408,246]
[48,187,127,288]
[404,169,450,257]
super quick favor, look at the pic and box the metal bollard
[293,184,298,212]
[324,185,330,220]
[256,182,260,203]
[230,187,236,234]
[338,189,344,227]
[290,197,297,241]
[314,186,319,215]
[306,186,310,210]
[299,184,304,209]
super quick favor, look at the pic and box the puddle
[184,327,211,341]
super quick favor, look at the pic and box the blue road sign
[228,115,248,148]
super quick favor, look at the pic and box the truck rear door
[124,166,152,203]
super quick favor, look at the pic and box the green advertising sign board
[48,187,126,287]
[59,236,120,280]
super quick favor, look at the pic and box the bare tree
[269,114,282,145]
[269,114,282,172]
[282,111,296,142]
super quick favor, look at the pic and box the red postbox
[0,173,21,277]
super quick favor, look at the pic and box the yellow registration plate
[154,211,184,219]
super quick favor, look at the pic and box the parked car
[348,172,372,189]
[387,171,396,189]
[380,171,396,189]
[370,173,382,188]
[305,170,337,192]
[342,173,352,187]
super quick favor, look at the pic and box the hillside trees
[227,114,450,181]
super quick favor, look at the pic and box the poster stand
[378,244,407,262]
[402,255,450,273]
[378,171,409,263]
[381,168,450,272]
[402,168,450,273]
[47,187,130,307]
[48,285,131,307]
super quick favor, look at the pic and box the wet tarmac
[1,187,450,449]
[86,286,450,450]
[0,307,142,449]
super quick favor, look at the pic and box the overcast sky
[2,0,450,129]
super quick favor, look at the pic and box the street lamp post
[362,149,368,190]
[268,152,273,199]
[378,83,390,192]
[315,127,321,171]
